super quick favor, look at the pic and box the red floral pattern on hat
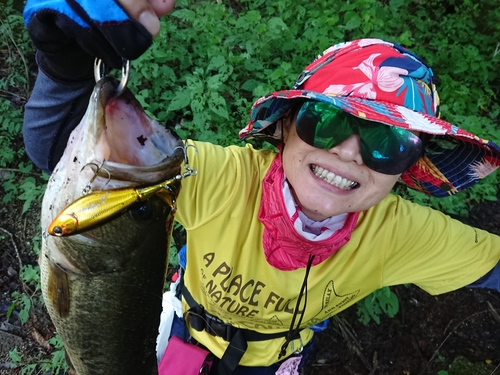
[324,55,408,99]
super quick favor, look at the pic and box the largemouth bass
[39,76,185,375]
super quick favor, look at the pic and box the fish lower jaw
[311,165,358,190]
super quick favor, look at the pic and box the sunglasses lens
[295,101,423,174]
[358,123,423,174]
[296,101,351,149]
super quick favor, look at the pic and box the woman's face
[282,119,401,221]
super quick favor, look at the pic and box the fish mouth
[311,165,359,190]
[92,78,185,184]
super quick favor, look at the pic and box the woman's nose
[329,134,364,165]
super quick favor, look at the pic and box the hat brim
[244,89,472,138]
[241,90,500,197]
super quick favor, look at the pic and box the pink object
[259,154,359,270]
[275,355,301,375]
[158,336,212,375]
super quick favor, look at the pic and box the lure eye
[129,201,155,221]
[48,213,78,236]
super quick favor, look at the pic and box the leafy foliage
[356,286,400,325]
[0,0,30,99]
[128,0,500,216]
[1,0,47,214]
[9,333,68,375]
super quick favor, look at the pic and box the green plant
[8,291,32,325]
[0,0,31,100]
[356,286,400,325]
[9,333,68,375]
[0,97,48,215]
[0,2,47,214]
[0,98,24,167]
[7,249,42,325]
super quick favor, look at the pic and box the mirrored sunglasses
[295,101,423,175]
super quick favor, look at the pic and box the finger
[118,0,174,36]
[149,0,176,17]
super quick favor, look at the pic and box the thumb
[117,0,175,36]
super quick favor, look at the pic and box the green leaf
[158,66,177,83]
[17,177,44,214]
[171,9,195,22]
[244,58,264,72]
[269,67,284,81]
[364,295,381,324]
[9,348,22,363]
[208,92,229,119]
[207,56,226,71]
[389,0,407,8]
[267,17,288,35]
[207,74,224,91]
[18,294,31,325]
[169,237,180,267]
[167,89,191,112]
[245,10,262,23]
[356,304,371,325]
[6,302,16,319]
[377,288,399,318]
[344,13,361,30]
[241,79,262,92]
[191,98,205,114]
[151,49,170,63]
[17,162,32,173]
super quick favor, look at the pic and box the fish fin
[47,261,71,318]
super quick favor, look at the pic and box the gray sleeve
[23,70,94,174]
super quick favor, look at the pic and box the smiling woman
[268,100,425,220]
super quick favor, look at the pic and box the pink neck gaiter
[259,154,360,271]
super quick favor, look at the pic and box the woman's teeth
[312,165,358,190]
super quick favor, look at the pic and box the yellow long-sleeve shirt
[175,140,500,366]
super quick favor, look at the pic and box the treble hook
[80,160,111,195]
[174,142,199,177]
[94,58,130,96]
[158,183,178,215]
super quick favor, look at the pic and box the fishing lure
[48,168,196,237]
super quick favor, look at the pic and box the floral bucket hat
[239,38,500,198]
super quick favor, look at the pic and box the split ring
[94,58,130,95]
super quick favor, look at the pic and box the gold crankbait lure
[48,169,194,237]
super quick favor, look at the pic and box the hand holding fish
[23,0,174,82]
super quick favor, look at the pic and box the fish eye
[129,201,156,221]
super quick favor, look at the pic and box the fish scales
[40,77,184,375]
